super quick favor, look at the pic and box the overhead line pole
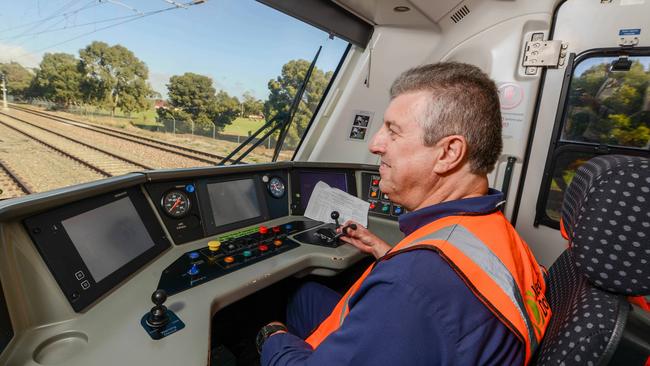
[1,74,8,110]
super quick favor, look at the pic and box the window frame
[535,47,650,229]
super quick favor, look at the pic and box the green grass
[222,117,266,136]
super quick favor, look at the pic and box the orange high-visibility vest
[306,212,551,365]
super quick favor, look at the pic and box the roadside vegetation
[1,40,332,151]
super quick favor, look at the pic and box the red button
[259,244,269,252]
[272,226,281,233]
[259,226,269,235]
[372,179,379,186]
[369,203,376,209]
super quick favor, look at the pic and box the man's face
[369,92,440,211]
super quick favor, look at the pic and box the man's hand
[337,220,391,259]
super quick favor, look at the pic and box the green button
[243,250,252,257]
[382,205,390,212]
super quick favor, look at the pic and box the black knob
[331,211,340,227]
[152,289,167,306]
[147,289,170,329]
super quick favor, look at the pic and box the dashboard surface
[0,162,404,366]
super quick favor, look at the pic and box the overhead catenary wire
[0,0,103,33]
[7,0,88,38]
[14,1,206,60]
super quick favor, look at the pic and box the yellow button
[208,240,221,252]
[224,256,235,264]
[273,239,283,247]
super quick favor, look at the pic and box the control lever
[333,223,357,240]
[146,289,170,329]
[331,211,340,228]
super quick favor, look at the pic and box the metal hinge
[522,33,568,75]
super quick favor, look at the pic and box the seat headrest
[561,155,649,296]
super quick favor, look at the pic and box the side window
[536,53,650,228]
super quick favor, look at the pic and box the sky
[0,0,350,99]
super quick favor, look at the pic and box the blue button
[188,264,199,276]
[188,252,199,260]
[185,184,195,193]
[284,224,293,231]
[395,207,402,214]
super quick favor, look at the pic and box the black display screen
[24,187,170,312]
[298,171,349,209]
[206,178,264,229]
[0,280,12,356]
[61,197,156,282]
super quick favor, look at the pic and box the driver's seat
[533,155,650,365]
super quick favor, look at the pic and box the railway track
[0,120,107,195]
[0,113,152,176]
[0,159,32,200]
[11,105,230,165]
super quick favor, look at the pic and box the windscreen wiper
[218,46,322,165]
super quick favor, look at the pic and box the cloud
[0,43,42,68]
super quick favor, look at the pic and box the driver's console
[0,162,405,366]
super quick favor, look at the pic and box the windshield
[0,0,349,200]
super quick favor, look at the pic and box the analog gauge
[161,190,191,218]
[267,176,286,198]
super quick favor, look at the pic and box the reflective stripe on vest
[399,225,539,357]
[305,213,551,365]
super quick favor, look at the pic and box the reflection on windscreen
[562,56,650,148]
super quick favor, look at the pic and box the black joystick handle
[331,211,340,228]
[147,289,170,329]
[334,223,358,240]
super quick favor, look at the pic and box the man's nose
[368,128,385,155]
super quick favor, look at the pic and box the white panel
[515,0,650,267]
[301,26,442,164]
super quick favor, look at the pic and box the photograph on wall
[348,110,373,141]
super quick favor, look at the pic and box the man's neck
[413,173,489,211]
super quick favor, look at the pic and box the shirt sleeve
[261,272,455,366]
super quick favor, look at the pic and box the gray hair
[390,62,503,175]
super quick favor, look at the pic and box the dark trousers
[285,282,341,339]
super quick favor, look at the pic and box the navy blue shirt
[262,189,523,365]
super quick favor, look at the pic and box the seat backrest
[533,155,650,366]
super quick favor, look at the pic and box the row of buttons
[186,237,287,275]
[74,270,90,290]
[368,175,404,217]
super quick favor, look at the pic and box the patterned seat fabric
[533,155,650,366]
[561,155,650,295]
[533,251,629,365]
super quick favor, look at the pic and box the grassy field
[222,117,266,136]
[71,106,266,135]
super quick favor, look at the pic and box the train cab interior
[0,0,649,365]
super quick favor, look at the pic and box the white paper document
[304,181,370,227]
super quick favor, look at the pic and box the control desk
[0,162,404,366]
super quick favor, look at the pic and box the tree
[79,41,153,115]
[161,72,240,132]
[0,62,34,100]
[212,91,240,130]
[242,91,264,117]
[29,53,82,107]
[264,59,332,147]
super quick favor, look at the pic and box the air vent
[450,5,470,23]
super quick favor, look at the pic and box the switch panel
[360,173,406,220]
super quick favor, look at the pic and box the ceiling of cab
[333,0,463,27]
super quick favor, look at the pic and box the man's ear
[432,135,467,174]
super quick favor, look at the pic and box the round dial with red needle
[162,190,191,218]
